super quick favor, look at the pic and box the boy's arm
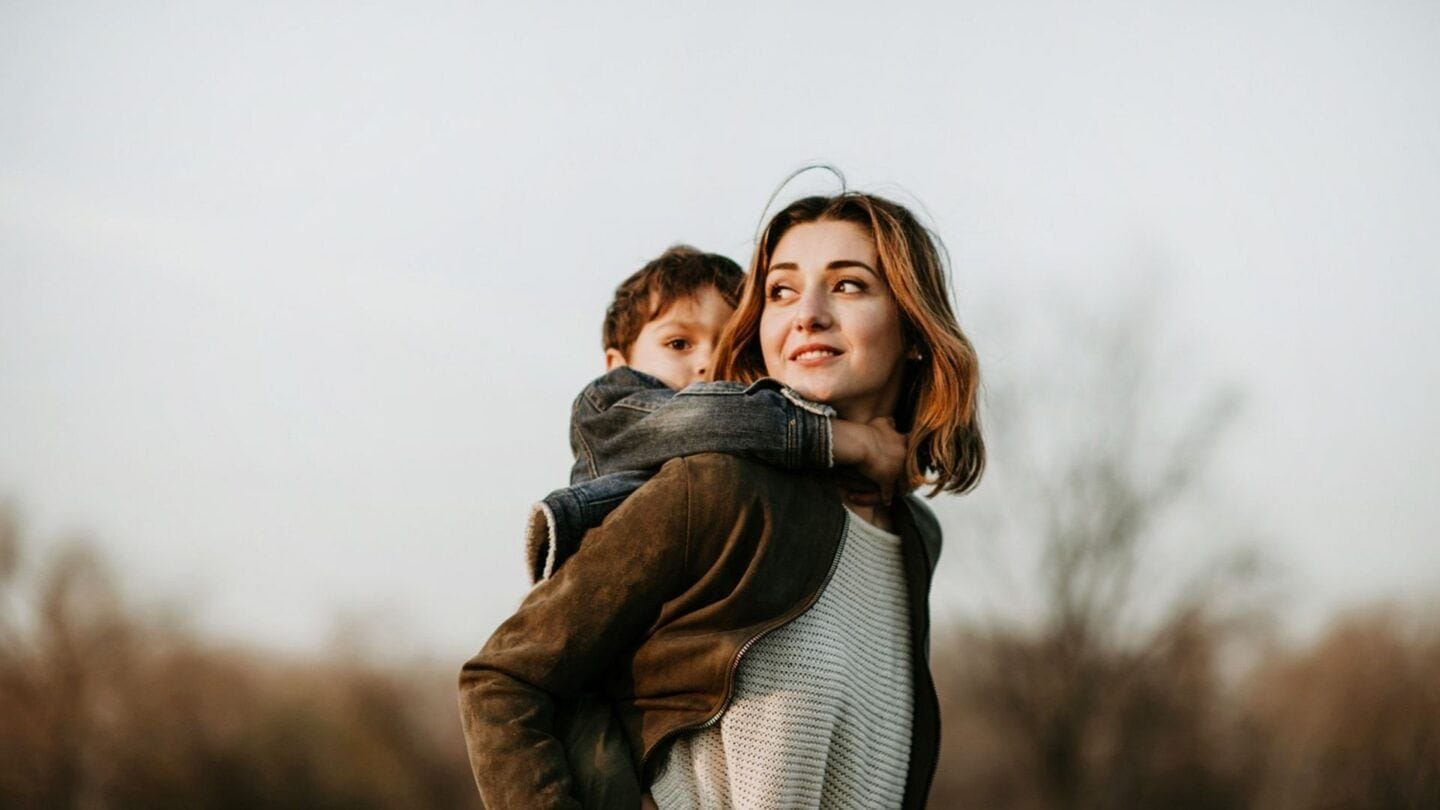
[571,368,835,484]
[525,470,651,584]
[532,368,829,585]
[530,368,907,584]
[831,416,909,504]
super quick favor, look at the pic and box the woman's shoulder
[662,452,822,502]
[667,450,761,481]
[617,454,788,515]
[900,493,941,535]
[663,453,844,572]
[898,493,944,567]
[633,454,835,543]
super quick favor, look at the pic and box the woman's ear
[604,348,628,371]
[906,345,925,361]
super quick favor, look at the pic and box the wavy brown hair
[712,193,985,495]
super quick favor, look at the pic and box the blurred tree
[0,506,479,810]
[929,292,1268,808]
[1243,610,1440,810]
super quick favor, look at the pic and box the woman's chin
[778,378,835,405]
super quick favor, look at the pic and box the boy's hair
[602,245,744,355]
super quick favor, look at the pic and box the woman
[460,192,983,809]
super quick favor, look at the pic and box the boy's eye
[665,338,691,351]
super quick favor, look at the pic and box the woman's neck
[842,496,897,533]
[831,387,901,426]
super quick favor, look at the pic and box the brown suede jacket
[459,453,944,809]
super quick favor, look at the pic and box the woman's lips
[789,344,844,365]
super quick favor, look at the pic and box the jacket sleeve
[460,458,696,809]
[570,368,835,484]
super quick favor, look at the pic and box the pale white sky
[2,2,1437,658]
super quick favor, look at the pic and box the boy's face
[606,286,736,390]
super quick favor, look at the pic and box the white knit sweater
[650,509,914,809]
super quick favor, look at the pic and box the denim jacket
[524,367,836,583]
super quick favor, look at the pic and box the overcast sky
[2,2,1437,658]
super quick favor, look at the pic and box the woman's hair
[712,193,985,495]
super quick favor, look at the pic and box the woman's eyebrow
[826,260,877,274]
[767,260,877,273]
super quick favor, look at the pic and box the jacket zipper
[642,510,852,769]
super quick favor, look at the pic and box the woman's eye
[836,279,866,293]
[665,339,691,351]
[766,284,796,301]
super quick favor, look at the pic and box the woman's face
[759,219,908,422]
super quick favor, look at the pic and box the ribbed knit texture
[650,509,914,809]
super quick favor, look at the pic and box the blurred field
[2,508,1437,809]
[0,515,476,810]
[929,606,1440,808]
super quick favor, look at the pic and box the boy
[525,244,905,583]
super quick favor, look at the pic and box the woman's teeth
[796,349,838,361]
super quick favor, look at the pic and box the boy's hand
[832,417,908,504]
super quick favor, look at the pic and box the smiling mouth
[790,345,843,362]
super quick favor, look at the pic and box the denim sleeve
[568,367,835,484]
[524,471,651,584]
[526,366,835,583]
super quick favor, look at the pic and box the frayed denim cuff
[526,472,652,583]
[525,489,583,584]
[779,386,836,468]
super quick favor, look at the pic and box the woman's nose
[795,289,833,331]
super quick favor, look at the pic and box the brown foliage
[1242,611,1440,810]
[930,613,1255,809]
[929,607,1440,810]
[0,509,478,810]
